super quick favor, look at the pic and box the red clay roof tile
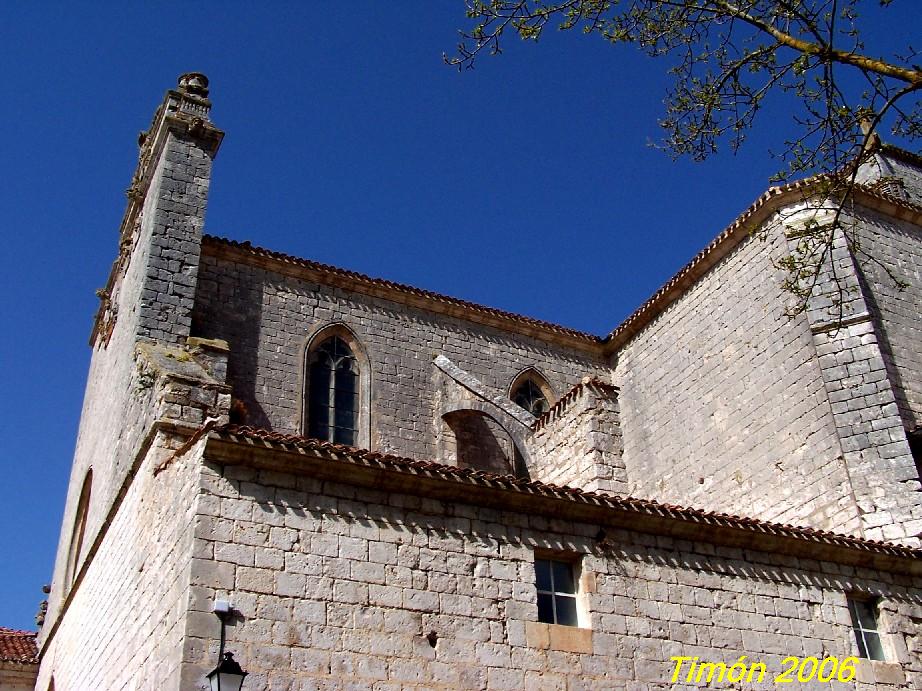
[0,628,37,664]
[213,424,921,560]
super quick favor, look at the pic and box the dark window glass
[864,632,885,660]
[535,559,552,592]
[537,593,554,624]
[848,597,886,661]
[535,557,579,627]
[555,596,578,627]
[307,336,358,445]
[513,379,550,417]
[552,560,575,593]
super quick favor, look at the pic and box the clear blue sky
[0,2,916,632]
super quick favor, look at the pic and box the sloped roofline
[603,173,922,348]
[201,235,604,353]
[202,155,922,357]
[0,628,38,664]
[880,143,922,169]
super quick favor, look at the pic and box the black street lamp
[206,652,248,691]
[206,601,248,691]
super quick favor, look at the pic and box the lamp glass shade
[206,652,247,691]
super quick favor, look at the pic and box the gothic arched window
[512,379,550,417]
[306,336,359,445]
[65,469,92,587]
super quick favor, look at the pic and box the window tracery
[512,378,550,417]
[65,469,92,587]
[306,336,359,445]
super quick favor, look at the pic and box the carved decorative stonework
[89,74,224,347]
[177,72,209,98]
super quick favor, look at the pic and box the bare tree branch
[449,1,922,313]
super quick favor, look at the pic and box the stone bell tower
[37,74,225,690]
[92,71,223,347]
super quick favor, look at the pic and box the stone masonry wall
[35,428,205,691]
[888,156,922,205]
[854,207,922,434]
[178,454,922,689]
[615,224,859,534]
[191,249,610,461]
[527,380,626,494]
[42,145,174,631]
[43,128,217,635]
[43,78,220,639]
[36,337,230,690]
[856,151,922,205]
[780,202,922,545]
[0,662,37,691]
[135,130,213,344]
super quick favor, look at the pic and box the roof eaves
[0,628,38,664]
[877,143,922,169]
[201,236,604,350]
[210,425,922,563]
[601,174,922,350]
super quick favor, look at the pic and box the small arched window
[512,378,551,417]
[65,469,92,587]
[306,336,359,445]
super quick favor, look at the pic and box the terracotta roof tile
[213,425,922,560]
[0,628,37,664]
[532,377,619,430]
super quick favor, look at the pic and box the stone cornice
[201,236,606,354]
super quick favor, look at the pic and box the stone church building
[34,74,922,689]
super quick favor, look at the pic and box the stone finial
[178,72,210,98]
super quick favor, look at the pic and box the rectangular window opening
[847,595,886,661]
[535,556,580,627]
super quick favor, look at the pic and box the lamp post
[206,600,248,691]
[206,652,247,691]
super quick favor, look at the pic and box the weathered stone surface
[528,379,625,494]
[37,77,922,691]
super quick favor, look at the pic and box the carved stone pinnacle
[178,72,209,98]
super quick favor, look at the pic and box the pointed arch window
[306,336,359,445]
[65,469,92,587]
[512,378,550,417]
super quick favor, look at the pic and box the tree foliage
[449,1,922,311]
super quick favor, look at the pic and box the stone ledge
[855,659,906,685]
[186,336,229,352]
[204,431,922,576]
[524,621,593,653]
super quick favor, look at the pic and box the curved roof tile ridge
[213,424,921,558]
[531,377,619,430]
